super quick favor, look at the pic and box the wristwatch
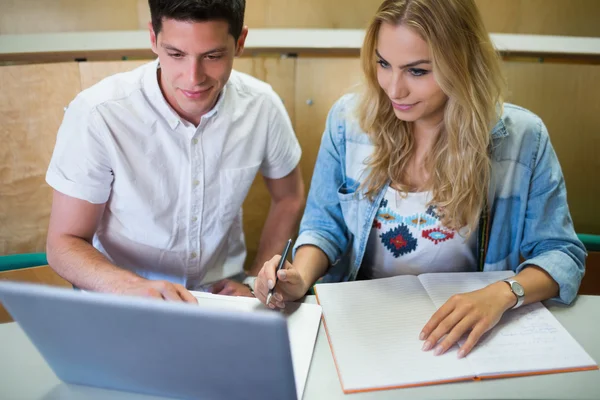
[242,275,257,295]
[503,279,525,309]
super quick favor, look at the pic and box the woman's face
[376,23,447,128]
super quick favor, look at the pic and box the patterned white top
[362,187,477,278]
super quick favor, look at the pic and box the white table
[1,296,599,399]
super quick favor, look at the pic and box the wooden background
[0,1,599,322]
[1,57,599,262]
[1,0,599,36]
[0,0,598,266]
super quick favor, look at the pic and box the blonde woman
[255,0,586,357]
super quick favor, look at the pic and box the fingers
[265,255,282,290]
[158,282,185,302]
[206,280,254,297]
[420,290,503,358]
[255,255,303,308]
[457,322,489,358]
[254,282,267,304]
[238,286,255,298]
[420,298,456,342]
[175,284,198,304]
[216,282,236,296]
[277,267,301,285]
[255,257,280,304]
[143,287,164,299]
[209,280,227,294]
[421,307,466,352]
[267,292,285,310]
[263,268,301,309]
[431,314,478,356]
[127,280,195,303]
[254,267,269,303]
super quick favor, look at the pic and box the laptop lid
[0,281,296,400]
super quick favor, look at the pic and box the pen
[266,238,293,306]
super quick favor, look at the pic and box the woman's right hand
[254,255,309,309]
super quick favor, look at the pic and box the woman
[255,0,585,358]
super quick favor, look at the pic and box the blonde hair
[358,0,504,235]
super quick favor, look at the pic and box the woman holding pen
[254,0,585,358]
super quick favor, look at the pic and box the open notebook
[190,292,322,400]
[314,271,598,394]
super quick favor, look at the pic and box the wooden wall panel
[79,60,148,89]
[503,61,600,234]
[136,0,379,30]
[137,0,151,30]
[0,266,72,323]
[579,251,600,296]
[475,0,522,34]
[516,0,600,37]
[247,0,600,36]
[474,0,600,37]
[243,0,379,30]
[0,63,81,255]
[144,0,600,36]
[2,0,600,37]
[294,58,362,188]
[0,0,140,34]
[234,56,296,121]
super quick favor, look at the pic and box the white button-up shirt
[46,60,301,289]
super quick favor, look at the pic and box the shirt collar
[490,104,508,139]
[142,58,228,130]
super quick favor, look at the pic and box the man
[45,0,304,302]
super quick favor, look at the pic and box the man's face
[150,18,247,125]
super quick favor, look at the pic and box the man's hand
[114,279,198,304]
[210,279,254,297]
[420,281,516,358]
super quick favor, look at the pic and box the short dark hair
[148,0,246,40]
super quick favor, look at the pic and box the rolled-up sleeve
[294,98,351,266]
[517,120,586,304]
[260,92,301,180]
[46,97,113,204]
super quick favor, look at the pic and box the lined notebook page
[315,276,474,392]
[418,272,598,377]
[190,292,322,400]
[467,302,597,376]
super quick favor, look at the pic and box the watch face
[512,282,525,297]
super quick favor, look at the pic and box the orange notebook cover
[314,271,598,394]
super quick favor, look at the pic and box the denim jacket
[294,95,586,304]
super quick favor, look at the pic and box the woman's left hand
[420,281,516,358]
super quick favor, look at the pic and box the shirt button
[193,179,199,187]
[191,216,197,222]
[191,252,197,259]
[192,138,198,145]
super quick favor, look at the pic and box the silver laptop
[0,281,296,400]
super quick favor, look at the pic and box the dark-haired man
[45,0,304,302]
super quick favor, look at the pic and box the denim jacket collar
[491,112,509,139]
